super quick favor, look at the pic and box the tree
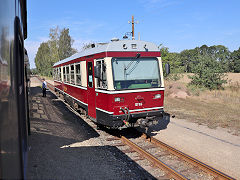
[189,54,227,90]
[166,52,184,73]
[207,45,230,72]
[180,49,198,73]
[159,44,184,79]
[195,45,231,72]
[49,26,60,65]
[58,28,77,60]
[34,26,77,76]
[230,48,240,73]
[35,42,51,76]
[30,68,38,75]
[158,44,169,58]
[0,27,10,63]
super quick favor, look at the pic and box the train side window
[96,60,107,89]
[63,66,66,82]
[55,68,57,80]
[58,67,61,81]
[66,66,70,82]
[56,67,58,81]
[70,64,74,84]
[53,68,56,80]
[75,63,81,85]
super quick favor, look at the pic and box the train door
[87,61,96,119]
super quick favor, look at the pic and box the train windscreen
[112,57,161,90]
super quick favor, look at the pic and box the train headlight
[114,97,124,102]
[153,94,161,99]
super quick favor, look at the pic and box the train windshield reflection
[112,57,161,90]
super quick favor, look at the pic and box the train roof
[53,40,159,67]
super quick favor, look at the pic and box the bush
[187,84,207,96]
[165,73,183,81]
[189,55,227,90]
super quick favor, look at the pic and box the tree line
[34,27,77,76]
[160,44,240,89]
[33,27,240,90]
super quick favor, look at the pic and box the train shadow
[146,116,171,136]
[27,132,157,180]
[98,126,143,139]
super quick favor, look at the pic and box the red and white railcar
[53,39,170,129]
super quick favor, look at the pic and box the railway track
[35,76,235,180]
[119,133,235,180]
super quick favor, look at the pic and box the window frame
[96,59,107,89]
[53,68,56,80]
[63,66,66,82]
[70,64,75,84]
[66,65,70,82]
[58,67,61,81]
[75,62,81,86]
[111,57,161,90]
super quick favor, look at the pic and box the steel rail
[120,136,188,180]
[142,134,235,180]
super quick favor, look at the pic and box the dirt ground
[164,73,240,136]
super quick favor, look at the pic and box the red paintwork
[54,81,88,105]
[54,50,164,120]
[96,90,164,115]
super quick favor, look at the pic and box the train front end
[95,40,170,130]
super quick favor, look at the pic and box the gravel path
[27,77,156,180]
[149,117,240,179]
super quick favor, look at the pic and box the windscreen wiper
[124,59,140,79]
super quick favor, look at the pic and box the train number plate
[135,103,143,106]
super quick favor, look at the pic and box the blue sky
[25,0,240,68]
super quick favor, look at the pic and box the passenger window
[63,66,66,82]
[66,66,70,82]
[58,67,61,81]
[70,64,74,84]
[53,68,56,80]
[96,60,107,89]
[55,68,58,80]
[75,63,81,85]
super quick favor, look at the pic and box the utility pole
[132,15,135,39]
[128,15,138,40]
